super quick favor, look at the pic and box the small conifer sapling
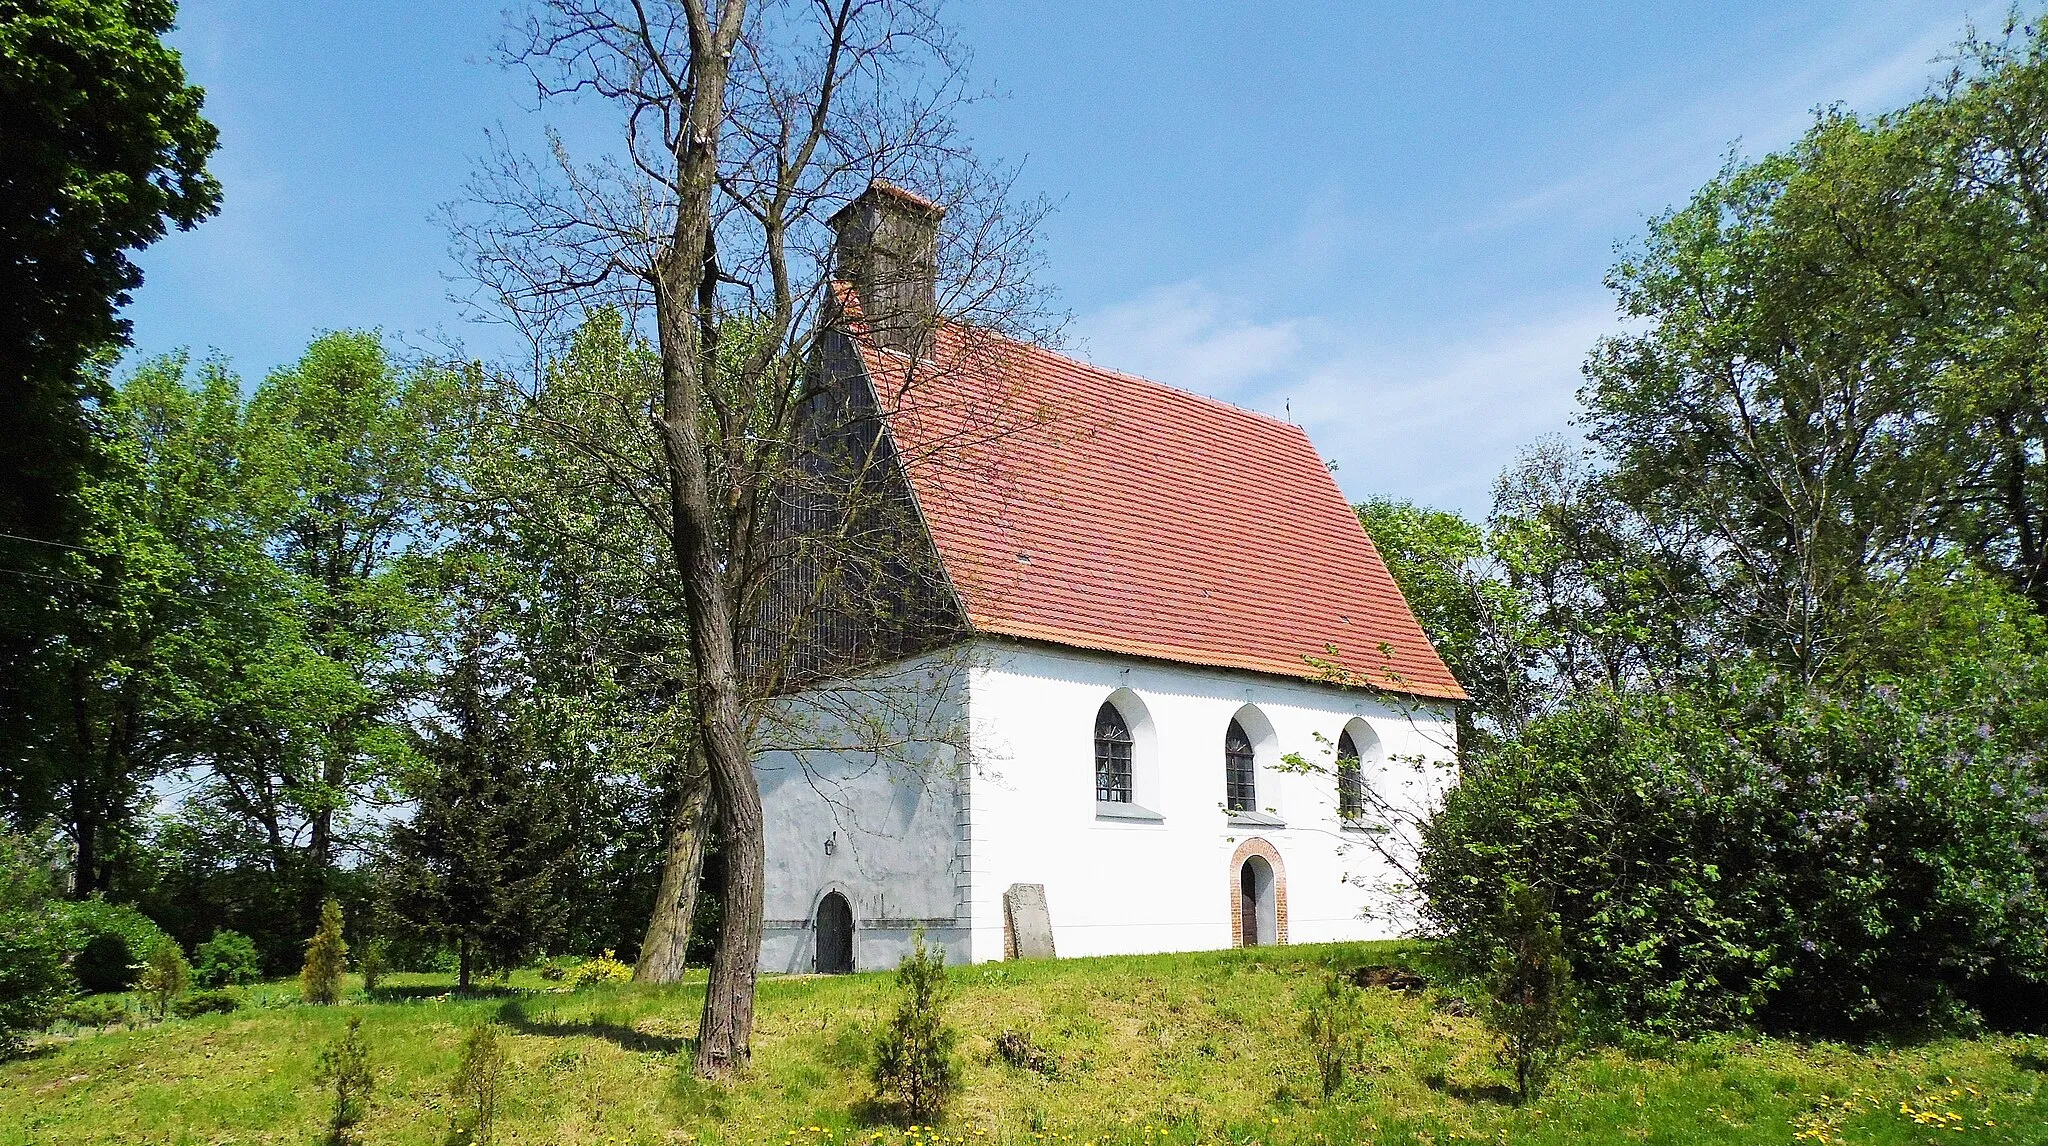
[1485,880,1573,1102]
[314,1016,375,1146]
[451,1020,508,1145]
[302,898,350,1005]
[137,937,191,1018]
[871,929,959,1123]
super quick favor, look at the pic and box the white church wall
[754,650,973,973]
[963,639,1457,961]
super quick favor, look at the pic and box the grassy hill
[3,941,2044,1145]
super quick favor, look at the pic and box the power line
[0,565,103,591]
[0,531,106,555]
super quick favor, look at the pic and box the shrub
[138,937,191,1018]
[48,897,170,980]
[1482,881,1572,1102]
[1302,971,1364,1100]
[57,994,130,1028]
[301,899,349,1005]
[0,911,69,1057]
[194,929,262,988]
[314,1016,374,1146]
[871,931,958,1123]
[1421,665,2048,1034]
[450,1021,508,1145]
[170,989,239,1018]
[72,932,136,995]
[565,950,631,989]
[537,956,571,982]
[358,936,386,993]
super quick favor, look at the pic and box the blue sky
[131,0,1999,516]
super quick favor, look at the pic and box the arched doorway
[815,891,854,974]
[1239,855,1276,947]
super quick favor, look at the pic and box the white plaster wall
[962,639,1457,961]
[754,651,971,972]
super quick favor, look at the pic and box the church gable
[746,328,968,692]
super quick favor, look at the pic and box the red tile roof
[845,301,1468,702]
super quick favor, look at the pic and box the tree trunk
[643,0,753,1079]
[634,765,712,983]
[691,687,763,1076]
[458,937,473,992]
[69,806,96,900]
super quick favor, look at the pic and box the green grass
[3,942,2045,1144]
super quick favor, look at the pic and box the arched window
[1224,719,1257,812]
[1094,702,1133,803]
[1337,729,1365,819]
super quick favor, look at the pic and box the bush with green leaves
[169,988,238,1018]
[871,931,959,1124]
[50,897,171,993]
[301,899,349,1005]
[357,936,386,993]
[1422,661,2048,1035]
[0,911,69,1057]
[71,932,137,995]
[137,937,191,1018]
[564,950,631,989]
[315,1016,374,1146]
[57,994,130,1029]
[193,929,262,988]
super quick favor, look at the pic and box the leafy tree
[1,355,261,896]
[0,0,219,574]
[1422,624,2048,1034]
[437,313,694,973]
[0,831,68,1057]
[223,333,455,904]
[300,897,347,1004]
[0,911,67,1058]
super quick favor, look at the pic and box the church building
[754,182,1465,972]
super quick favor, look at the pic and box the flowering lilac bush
[1421,664,2048,1034]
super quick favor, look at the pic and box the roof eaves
[974,619,1469,703]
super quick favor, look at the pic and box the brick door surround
[1227,837,1288,946]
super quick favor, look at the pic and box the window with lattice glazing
[1225,719,1256,812]
[1094,702,1133,803]
[1337,729,1365,819]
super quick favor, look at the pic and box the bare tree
[456,0,1051,1076]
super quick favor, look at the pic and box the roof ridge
[999,335,1308,436]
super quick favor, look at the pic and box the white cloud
[1070,278,1617,518]
[1289,300,1619,515]
[1076,281,1305,394]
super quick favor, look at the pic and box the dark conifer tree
[384,619,574,990]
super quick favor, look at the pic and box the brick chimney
[829,180,944,355]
